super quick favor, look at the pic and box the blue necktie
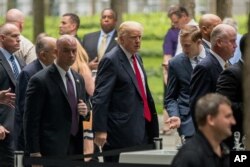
[65,72,78,136]
[9,55,19,79]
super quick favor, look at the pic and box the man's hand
[0,88,16,108]
[0,125,10,140]
[166,116,181,129]
[94,132,107,148]
[78,100,89,117]
[88,57,99,70]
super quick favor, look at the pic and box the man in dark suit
[24,35,89,157]
[92,21,159,162]
[0,23,25,166]
[14,36,56,151]
[165,25,208,139]
[190,24,237,129]
[216,33,248,149]
[82,8,117,72]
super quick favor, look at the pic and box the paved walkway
[158,114,181,150]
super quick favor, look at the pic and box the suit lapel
[49,64,68,101]
[118,48,143,99]
[0,51,16,85]
[71,70,81,100]
[181,54,193,74]
[15,55,26,70]
[209,52,223,73]
[106,31,117,53]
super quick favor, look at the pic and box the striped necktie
[9,55,19,79]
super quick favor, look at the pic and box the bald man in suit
[24,35,88,157]
[190,24,237,129]
[0,23,25,166]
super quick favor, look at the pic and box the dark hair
[195,93,231,126]
[63,13,80,29]
[179,6,189,17]
[167,6,189,18]
[239,33,248,58]
[101,8,117,20]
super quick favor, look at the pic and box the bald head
[0,23,21,53]
[210,24,237,61]
[199,14,221,41]
[5,9,25,32]
[56,35,77,71]
[57,35,77,48]
[36,36,57,66]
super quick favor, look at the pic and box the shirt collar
[190,45,206,61]
[100,29,115,38]
[119,45,134,60]
[210,49,227,69]
[0,48,12,60]
[54,62,73,79]
[38,60,47,69]
[198,45,206,59]
[202,39,211,48]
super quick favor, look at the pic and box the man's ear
[206,115,215,126]
[197,39,202,45]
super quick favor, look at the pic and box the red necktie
[132,55,152,122]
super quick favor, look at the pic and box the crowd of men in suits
[0,5,247,167]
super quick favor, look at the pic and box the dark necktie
[132,55,152,122]
[65,72,78,135]
[9,55,19,79]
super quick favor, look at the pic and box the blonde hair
[180,25,201,42]
[117,21,144,44]
[72,39,94,96]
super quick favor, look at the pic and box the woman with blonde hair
[72,39,95,160]
[72,40,95,96]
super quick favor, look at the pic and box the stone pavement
[158,114,181,150]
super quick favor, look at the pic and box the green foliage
[0,12,248,114]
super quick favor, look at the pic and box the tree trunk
[33,0,45,42]
[179,0,195,19]
[44,0,55,16]
[216,0,232,20]
[91,0,96,15]
[111,0,127,29]
[243,13,250,150]
[7,0,17,9]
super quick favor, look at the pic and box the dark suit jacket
[164,53,195,137]
[0,50,25,133]
[0,50,25,165]
[23,64,86,155]
[190,51,223,129]
[82,30,117,61]
[216,60,243,148]
[15,59,43,150]
[92,45,159,149]
[171,131,230,167]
